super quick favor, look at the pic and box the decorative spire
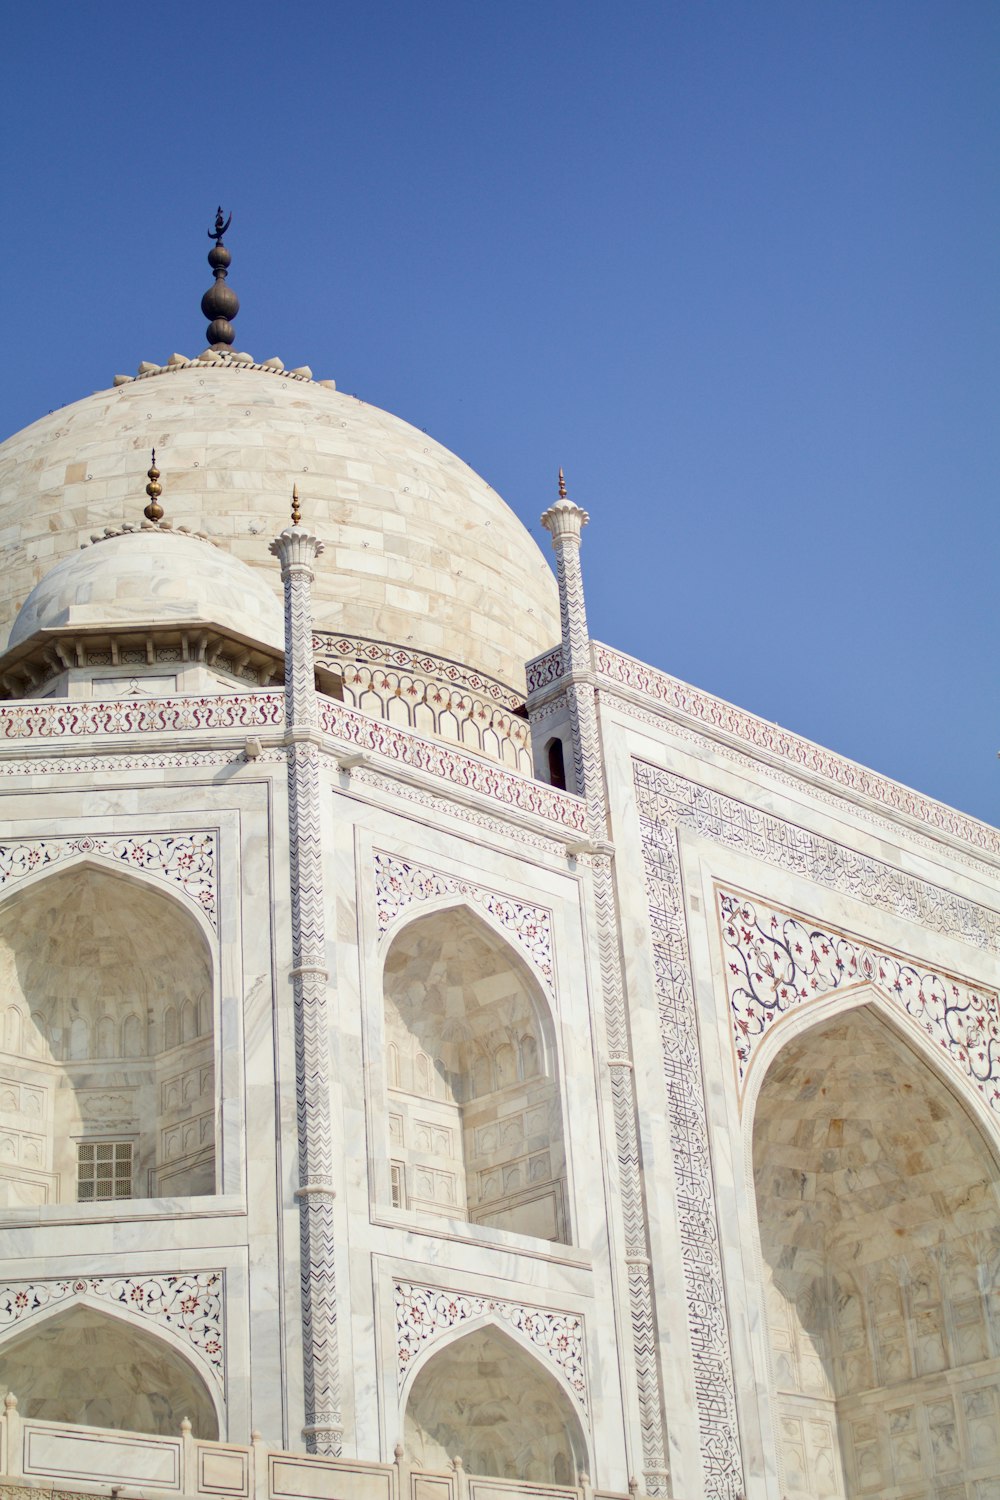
[143,450,164,522]
[558,467,568,500]
[201,207,240,347]
[291,483,301,526]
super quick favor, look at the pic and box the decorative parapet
[314,635,532,774]
[526,647,565,696]
[596,643,1000,859]
[312,636,523,709]
[318,698,586,832]
[0,1414,642,1500]
[0,833,217,927]
[717,887,1000,1107]
[0,694,285,740]
[394,1282,588,1411]
[0,693,585,831]
[374,853,554,996]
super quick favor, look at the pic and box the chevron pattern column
[271,503,342,1456]
[542,483,670,1498]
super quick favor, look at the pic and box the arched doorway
[753,1003,1000,1498]
[0,864,215,1206]
[403,1325,586,1483]
[0,1303,219,1437]
[382,906,568,1242]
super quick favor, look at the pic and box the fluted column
[542,487,671,1497]
[270,516,342,1455]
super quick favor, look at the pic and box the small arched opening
[383,905,568,1243]
[753,1002,1000,1499]
[403,1324,586,1483]
[545,738,567,792]
[0,863,215,1207]
[0,1303,219,1437]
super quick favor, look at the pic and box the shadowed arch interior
[0,1303,218,1437]
[753,1003,1000,1499]
[403,1325,586,1483]
[383,906,568,1242]
[0,864,215,1206]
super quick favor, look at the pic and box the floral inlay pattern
[0,833,218,927]
[374,853,554,996]
[394,1282,587,1411]
[719,889,1000,1105]
[0,1272,225,1384]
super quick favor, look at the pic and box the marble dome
[0,356,560,690]
[8,526,286,652]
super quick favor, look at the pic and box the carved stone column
[270,513,342,1456]
[542,488,671,1497]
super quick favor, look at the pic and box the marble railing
[0,1402,641,1500]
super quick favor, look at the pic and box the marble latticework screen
[631,758,1000,1500]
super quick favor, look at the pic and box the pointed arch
[379,893,557,1059]
[401,1321,588,1484]
[0,1300,221,1438]
[0,861,216,1206]
[743,981,1000,1161]
[0,851,217,955]
[381,902,569,1243]
[749,998,1000,1499]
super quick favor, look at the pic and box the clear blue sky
[3,3,998,822]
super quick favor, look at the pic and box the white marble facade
[0,351,996,1500]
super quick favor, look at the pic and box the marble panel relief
[717,887,1000,1111]
[394,1282,588,1413]
[0,1271,225,1387]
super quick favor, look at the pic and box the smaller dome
[8,528,285,652]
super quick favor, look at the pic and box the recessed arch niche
[403,1324,586,1483]
[382,905,568,1242]
[753,1002,1000,1499]
[0,863,215,1207]
[0,1303,218,1437]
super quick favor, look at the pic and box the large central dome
[0,356,559,691]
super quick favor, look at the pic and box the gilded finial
[558,468,567,500]
[291,484,301,526]
[201,207,239,347]
[143,449,164,522]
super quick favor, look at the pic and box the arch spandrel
[717,885,1000,1133]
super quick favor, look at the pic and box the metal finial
[208,207,232,245]
[291,484,301,526]
[201,207,239,347]
[558,468,567,500]
[143,449,164,522]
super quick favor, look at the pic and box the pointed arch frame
[397,1314,593,1477]
[0,1290,225,1431]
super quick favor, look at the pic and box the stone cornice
[592,642,1000,864]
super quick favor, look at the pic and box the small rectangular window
[390,1160,405,1209]
[78,1141,133,1201]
